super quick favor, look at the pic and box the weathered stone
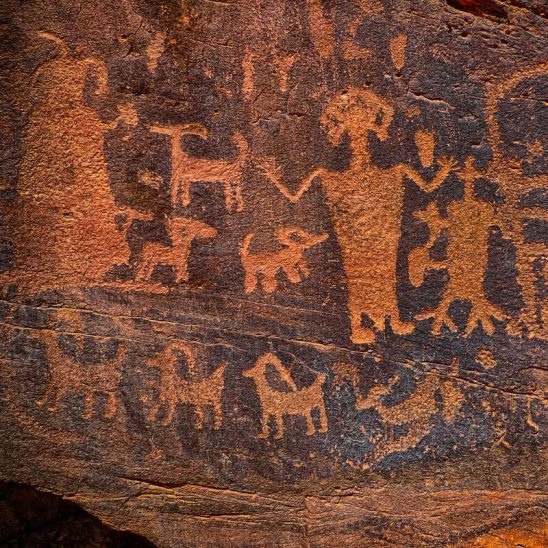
[0,0,546,545]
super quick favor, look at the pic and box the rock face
[0,0,546,546]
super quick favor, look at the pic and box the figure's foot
[465,302,506,336]
[351,325,376,344]
[390,317,415,336]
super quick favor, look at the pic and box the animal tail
[241,233,254,259]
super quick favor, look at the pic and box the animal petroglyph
[241,227,328,294]
[333,360,464,461]
[151,123,247,211]
[243,353,327,439]
[486,65,547,338]
[411,157,507,336]
[137,217,217,284]
[300,89,456,343]
[145,342,226,428]
[38,332,126,420]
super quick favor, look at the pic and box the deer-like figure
[37,331,126,420]
[243,352,328,439]
[137,217,217,284]
[150,123,247,212]
[332,360,464,462]
[241,227,328,293]
[145,342,226,428]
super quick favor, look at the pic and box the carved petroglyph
[4,32,129,293]
[146,31,165,73]
[38,332,126,420]
[411,157,507,336]
[151,124,247,211]
[145,342,226,428]
[333,360,464,460]
[390,34,408,70]
[486,65,547,338]
[241,227,328,294]
[137,217,217,284]
[310,89,455,343]
[306,0,335,60]
[243,353,327,439]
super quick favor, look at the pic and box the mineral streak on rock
[0,0,546,546]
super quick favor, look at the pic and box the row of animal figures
[117,81,546,341]
[37,335,465,459]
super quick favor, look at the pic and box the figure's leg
[390,315,415,336]
[147,400,162,422]
[37,383,56,407]
[296,258,309,278]
[224,182,233,211]
[212,403,222,429]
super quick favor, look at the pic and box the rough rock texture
[0,0,546,546]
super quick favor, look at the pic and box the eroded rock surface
[0,0,546,545]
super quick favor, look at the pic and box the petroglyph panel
[0,0,546,546]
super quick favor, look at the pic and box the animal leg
[37,383,57,408]
[212,403,222,429]
[194,405,204,429]
[82,391,94,419]
[147,400,163,422]
[234,184,244,212]
[243,268,258,293]
[160,401,175,426]
[284,264,303,284]
[104,392,117,420]
[262,271,278,293]
[273,414,284,439]
[305,413,315,435]
[181,181,191,207]
[224,182,234,211]
[257,413,270,438]
[296,258,310,279]
[318,405,328,433]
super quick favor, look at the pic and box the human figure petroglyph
[145,342,226,428]
[2,32,130,294]
[243,353,327,439]
[333,360,464,461]
[241,227,328,294]
[38,332,126,420]
[269,89,454,343]
[150,123,247,211]
[137,217,217,284]
[411,157,507,336]
[486,64,547,338]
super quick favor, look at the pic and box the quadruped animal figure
[241,227,328,293]
[332,360,464,462]
[38,332,126,420]
[137,217,217,284]
[150,123,247,212]
[145,342,226,429]
[243,352,328,439]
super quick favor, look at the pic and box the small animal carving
[150,123,247,211]
[241,227,328,293]
[37,332,126,420]
[137,217,217,284]
[333,360,464,461]
[243,353,328,439]
[145,342,226,428]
